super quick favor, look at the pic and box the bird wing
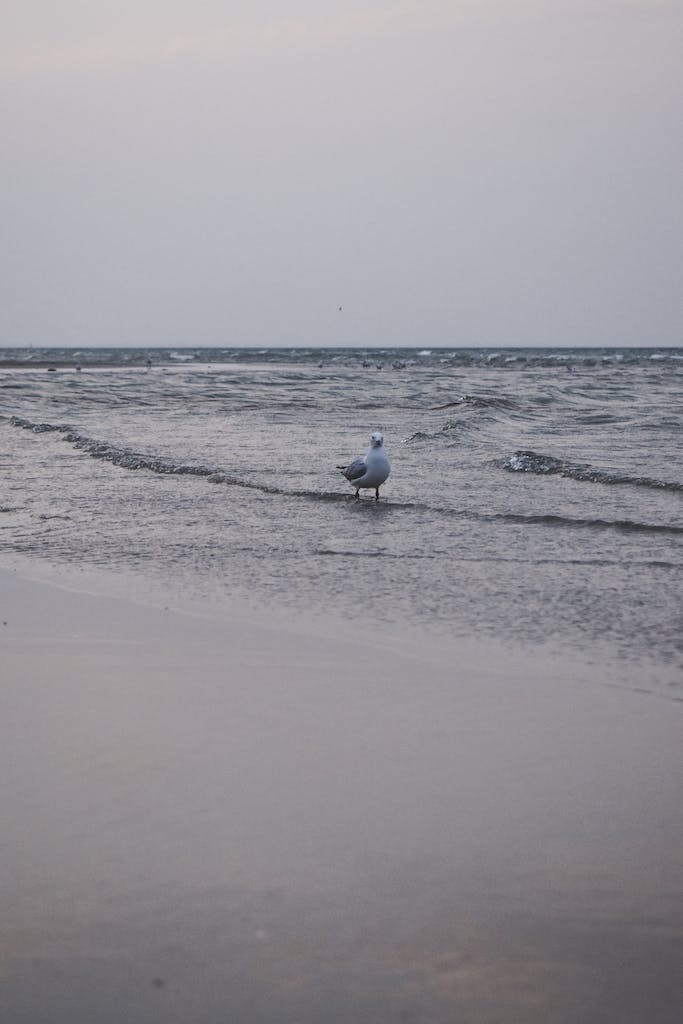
[340,457,367,482]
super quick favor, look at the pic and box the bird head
[370,432,384,448]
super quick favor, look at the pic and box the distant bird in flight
[338,305,342,311]
[339,432,391,501]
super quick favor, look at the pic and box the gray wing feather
[341,457,367,482]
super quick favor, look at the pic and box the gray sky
[2,1,681,348]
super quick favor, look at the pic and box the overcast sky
[2,1,681,348]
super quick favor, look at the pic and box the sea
[2,345,682,698]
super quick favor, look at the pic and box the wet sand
[1,568,681,1022]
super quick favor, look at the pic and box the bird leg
[355,490,360,500]
[375,488,380,501]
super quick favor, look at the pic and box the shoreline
[1,563,681,1021]
[2,552,678,703]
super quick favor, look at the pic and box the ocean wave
[312,548,422,558]
[504,450,683,493]
[403,415,490,444]
[4,345,682,370]
[9,417,681,535]
[8,416,67,433]
[429,393,519,411]
[405,500,683,535]
[490,510,683,535]
[10,416,224,479]
[403,419,467,444]
[8,415,355,500]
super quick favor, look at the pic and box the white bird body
[340,432,391,500]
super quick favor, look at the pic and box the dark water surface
[2,346,682,695]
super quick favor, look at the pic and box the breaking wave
[10,415,223,477]
[504,450,683,493]
[430,394,519,411]
[7,415,347,501]
[9,416,682,535]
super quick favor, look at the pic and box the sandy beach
[1,565,681,1022]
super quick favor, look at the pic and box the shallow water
[2,346,682,695]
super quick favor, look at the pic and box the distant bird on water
[339,432,391,501]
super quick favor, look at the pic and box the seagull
[338,432,391,501]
